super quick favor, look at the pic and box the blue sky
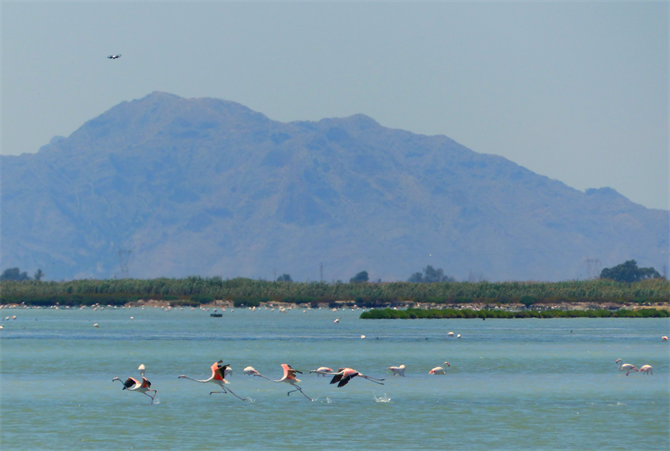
[2,1,667,209]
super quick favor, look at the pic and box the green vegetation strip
[1,277,668,307]
[360,307,669,319]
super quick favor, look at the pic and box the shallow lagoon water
[1,307,669,450]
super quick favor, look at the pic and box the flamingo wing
[337,375,354,387]
[123,377,138,389]
[329,372,344,385]
[141,377,152,388]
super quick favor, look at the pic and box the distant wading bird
[107,54,122,59]
[112,364,157,404]
[329,368,385,388]
[309,367,334,377]
[637,365,653,375]
[252,364,313,400]
[178,361,248,401]
[615,358,637,376]
[429,362,450,375]
[388,365,406,376]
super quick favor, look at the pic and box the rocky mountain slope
[2,92,667,281]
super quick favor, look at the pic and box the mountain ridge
[2,92,667,281]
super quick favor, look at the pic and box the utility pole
[117,249,132,279]
[585,258,602,280]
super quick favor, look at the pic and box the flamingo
[243,366,259,376]
[252,364,313,400]
[178,361,247,401]
[309,367,334,377]
[637,365,653,375]
[662,336,668,341]
[387,364,406,376]
[429,362,450,375]
[112,364,157,404]
[334,317,341,323]
[107,54,122,59]
[329,368,385,387]
[615,358,637,376]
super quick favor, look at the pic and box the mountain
[2,92,668,282]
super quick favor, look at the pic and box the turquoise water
[2,307,669,450]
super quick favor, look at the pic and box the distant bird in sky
[429,362,450,375]
[615,358,637,376]
[387,364,406,376]
[178,360,248,401]
[329,368,385,387]
[309,367,334,377]
[107,54,122,59]
[252,363,313,400]
[112,364,157,404]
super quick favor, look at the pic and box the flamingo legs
[252,373,313,401]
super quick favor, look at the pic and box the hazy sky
[2,1,668,210]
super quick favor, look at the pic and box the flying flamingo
[112,364,157,404]
[329,368,385,387]
[429,362,450,375]
[178,361,248,401]
[615,359,637,376]
[387,364,406,376]
[252,364,313,400]
[243,366,259,376]
[637,365,653,375]
[662,336,668,341]
[309,367,334,377]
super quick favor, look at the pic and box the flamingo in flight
[252,364,313,400]
[309,367,334,377]
[112,364,157,404]
[637,365,653,375]
[615,359,637,376]
[329,368,385,388]
[387,364,406,376]
[243,366,259,376]
[178,361,248,401]
[429,362,450,375]
[107,54,122,59]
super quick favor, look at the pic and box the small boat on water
[210,309,223,318]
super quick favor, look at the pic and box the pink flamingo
[243,366,259,375]
[329,368,385,388]
[252,364,313,400]
[309,367,334,377]
[662,336,668,341]
[637,365,653,375]
[615,358,637,376]
[112,364,157,404]
[387,365,406,376]
[429,362,450,375]
[178,360,248,401]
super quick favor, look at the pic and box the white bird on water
[429,362,450,375]
[387,364,406,376]
[637,364,653,375]
[615,358,637,376]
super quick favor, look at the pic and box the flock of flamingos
[114,343,664,404]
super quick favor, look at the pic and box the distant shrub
[191,293,215,304]
[520,295,538,307]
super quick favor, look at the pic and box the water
[2,307,669,450]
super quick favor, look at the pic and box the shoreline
[1,299,668,312]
